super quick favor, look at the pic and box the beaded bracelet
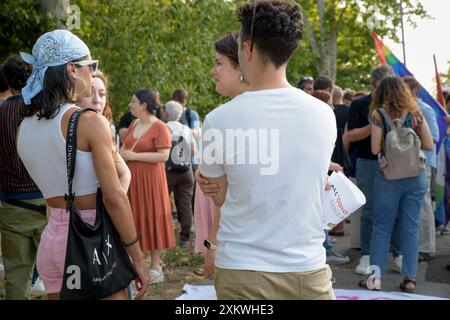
[123,233,140,248]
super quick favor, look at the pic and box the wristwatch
[203,239,217,250]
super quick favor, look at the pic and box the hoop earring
[73,75,88,97]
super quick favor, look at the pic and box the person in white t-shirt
[198,0,336,300]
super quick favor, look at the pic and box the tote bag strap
[65,108,96,210]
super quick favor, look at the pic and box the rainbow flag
[371,31,447,150]
[371,31,450,226]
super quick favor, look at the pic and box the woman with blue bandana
[16,30,149,300]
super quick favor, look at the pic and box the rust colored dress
[123,119,175,251]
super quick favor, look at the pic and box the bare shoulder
[77,110,112,149]
[79,110,110,133]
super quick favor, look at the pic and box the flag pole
[434,54,446,108]
[399,0,407,66]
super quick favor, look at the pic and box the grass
[161,244,204,268]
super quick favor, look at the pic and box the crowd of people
[0,0,449,300]
[297,67,450,292]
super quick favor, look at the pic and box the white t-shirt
[200,87,336,273]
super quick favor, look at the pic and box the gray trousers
[419,165,436,253]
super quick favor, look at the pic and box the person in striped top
[0,55,47,300]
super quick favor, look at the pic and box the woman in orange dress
[120,88,175,284]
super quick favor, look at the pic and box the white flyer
[323,171,366,230]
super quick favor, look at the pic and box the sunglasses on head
[249,4,258,52]
[73,59,98,74]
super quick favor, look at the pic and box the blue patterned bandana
[20,29,90,105]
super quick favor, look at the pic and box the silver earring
[239,74,244,82]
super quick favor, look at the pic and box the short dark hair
[215,32,239,69]
[236,0,304,68]
[297,76,314,89]
[172,88,188,105]
[134,88,158,115]
[314,75,333,92]
[0,63,8,92]
[2,55,32,91]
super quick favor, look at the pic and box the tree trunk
[40,0,70,28]
[317,0,331,77]
[328,29,338,82]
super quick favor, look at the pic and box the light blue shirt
[417,99,439,168]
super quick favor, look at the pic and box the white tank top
[17,104,100,199]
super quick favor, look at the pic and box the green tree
[295,0,428,89]
[73,0,243,120]
[1,0,430,118]
[0,0,56,62]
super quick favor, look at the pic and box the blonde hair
[93,69,119,161]
[93,70,113,124]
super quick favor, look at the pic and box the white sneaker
[149,268,164,284]
[393,255,403,273]
[355,255,371,275]
[31,278,46,295]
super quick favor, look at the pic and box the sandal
[418,252,434,262]
[400,278,416,293]
[358,278,381,291]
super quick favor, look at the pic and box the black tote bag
[59,109,137,300]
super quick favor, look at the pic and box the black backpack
[165,127,191,172]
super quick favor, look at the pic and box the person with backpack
[164,100,195,246]
[345,65,403,276]
[360,76,433,293]
[172,88,202,223]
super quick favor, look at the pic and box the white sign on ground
[176,284,449,301]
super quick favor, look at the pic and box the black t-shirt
[347,94,377,160]
[333,104,349,130]
[116,111,135,132]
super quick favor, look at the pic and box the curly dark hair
[236,0,304,68]
[2,55,32,91]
